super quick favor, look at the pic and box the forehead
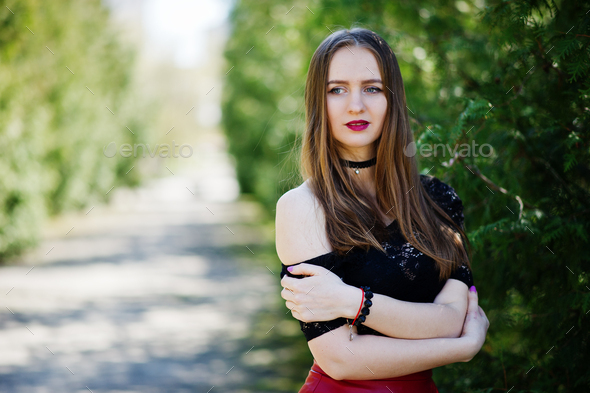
[328,46,381,82]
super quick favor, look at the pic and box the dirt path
[0,172,279,392]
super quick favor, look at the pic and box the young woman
[276,28,490,392]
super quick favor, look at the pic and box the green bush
[0,0,155,259]
[223,0,590,391]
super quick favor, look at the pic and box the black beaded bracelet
[353,286,373,326]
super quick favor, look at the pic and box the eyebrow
[327,79,383,85]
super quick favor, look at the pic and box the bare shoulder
[275,180,332,265]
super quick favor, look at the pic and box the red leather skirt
[299,359,439,393]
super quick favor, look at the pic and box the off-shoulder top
[279,174,474,342]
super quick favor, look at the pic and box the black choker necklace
[340,157,377,174]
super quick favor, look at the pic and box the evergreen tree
[223,0,589,390]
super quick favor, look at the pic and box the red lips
[345,120,370,131]
[345,119,369,125]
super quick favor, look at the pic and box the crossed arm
[287,276,471,380]
[276,188,473,380]
[306,280,470,380]
[308,322,472,380]
[340,277,469,339]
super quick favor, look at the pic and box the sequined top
[280,174,474,342]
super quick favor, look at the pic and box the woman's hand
[280,263,352,323]
[459,286,490,362]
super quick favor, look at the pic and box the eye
[328,87,344,94]
[328,87,382,94]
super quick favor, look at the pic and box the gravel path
[0,173,278,392]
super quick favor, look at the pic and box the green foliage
[0,0,155,259]
[223,0,590,391]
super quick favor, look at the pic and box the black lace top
[279,174,474,342]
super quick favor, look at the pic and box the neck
[338,148,377,195]
[344,165,376,197]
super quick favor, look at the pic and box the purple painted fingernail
[470,285,476,292]
[287,266,293,272]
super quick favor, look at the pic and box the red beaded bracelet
[347,287,364,341]
[347,286,374,340]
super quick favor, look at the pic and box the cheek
[373,98,388,121]
[326,98,342,123]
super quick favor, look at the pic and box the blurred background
[0,0,589,392]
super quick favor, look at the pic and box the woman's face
[326,46,387,161]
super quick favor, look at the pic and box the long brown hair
[300,27,472,282]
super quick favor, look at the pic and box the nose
[347,89,365,114]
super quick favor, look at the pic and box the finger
[281,288,288,300]
[467,286,478,315]
[281,287,295,299]
[281,279,298,294]
[287,263,322,277]
[280,276,293,288]
[478,306,490,326]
